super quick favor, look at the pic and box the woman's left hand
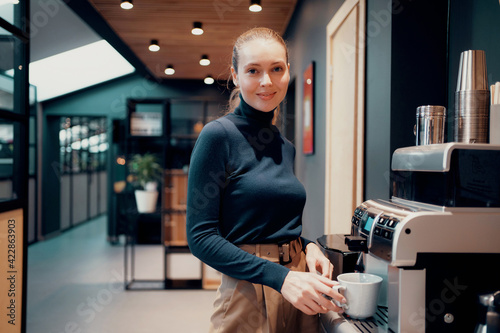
[305,243,334,279]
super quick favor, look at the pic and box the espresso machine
[319,143,500,333]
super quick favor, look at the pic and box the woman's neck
[234,95,275,125]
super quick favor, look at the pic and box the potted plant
[128,153,163,213]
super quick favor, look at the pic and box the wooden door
[325,0,366,234]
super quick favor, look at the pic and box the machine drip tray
[320,306,391,333]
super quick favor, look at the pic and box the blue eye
[247,68,257,74]
[273,66,283,72]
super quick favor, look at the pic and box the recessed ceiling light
[204,75,214,85]
[164,65,175,75]
[249,0,262,12]
[120,0,133,10]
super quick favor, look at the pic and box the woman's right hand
[281,271,346,315]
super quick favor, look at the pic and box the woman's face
[232,38,290,112]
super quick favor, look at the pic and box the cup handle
[413,124,417,136]
[331,285,349,309]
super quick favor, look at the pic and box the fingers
[282,272,346,315]
[304,243,334,279]
[293,286,337,315]
[308,256,333,278]
[310,276,346,313]
[320,260,334,279]
[301,284,346,315]
[322,284,347,311]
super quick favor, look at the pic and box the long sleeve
[186,120,290,292]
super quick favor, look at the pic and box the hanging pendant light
[249,0,262,12]
[199,55,210,66]
[148,40,160,52]
[164,65,175,75]
[192,22,204,35]
[120,0,133,10]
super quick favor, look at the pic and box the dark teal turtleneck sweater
[186,97,308,292]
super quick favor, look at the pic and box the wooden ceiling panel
[88,0,297,81]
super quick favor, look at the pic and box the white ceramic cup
[332,273,383,319]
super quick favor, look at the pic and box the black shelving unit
[121,97,218,290]
[122,98,168,290]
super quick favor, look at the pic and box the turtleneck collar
[233,95,275,126]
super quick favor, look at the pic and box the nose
[260,72,272,86]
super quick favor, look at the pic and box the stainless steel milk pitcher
[415,105,446,145]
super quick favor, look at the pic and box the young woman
[186,27,345,332]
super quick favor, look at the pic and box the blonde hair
[227,27,289,120]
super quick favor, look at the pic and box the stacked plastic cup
[454,50,490,143]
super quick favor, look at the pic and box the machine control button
[374,227,382,236]
[387,219,398,228]
[377,218,386,225]
[383,230,393,239]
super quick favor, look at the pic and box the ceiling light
[192,22,204,35]
[249,0,262,12]
[204,75,214,85]
[199,55,210,66]
[164,65,175,75]
[148,40,160,52]
[120,0,133,10]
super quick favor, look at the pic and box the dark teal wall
[284,0,343,240]
[41,115,61,235]
[365,0,392,201]
[43,74,228,118]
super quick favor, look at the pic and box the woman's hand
[281,271,346,315]
[305,243,334,279]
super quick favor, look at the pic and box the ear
[231,67,238,86]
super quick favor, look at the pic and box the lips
[257,92,277,101]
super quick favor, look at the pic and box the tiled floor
[27,216,216,333]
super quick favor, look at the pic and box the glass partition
[0,2,17,28]
[0,119,24,202]
[0,32,26,114]
[0,3,30,332]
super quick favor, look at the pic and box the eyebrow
[244,61,286,68]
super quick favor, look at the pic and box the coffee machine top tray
[355,199,500,267]
[391,143,500,207]
[391,143,500,172]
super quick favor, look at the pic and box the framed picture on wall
[303,62,315,155]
